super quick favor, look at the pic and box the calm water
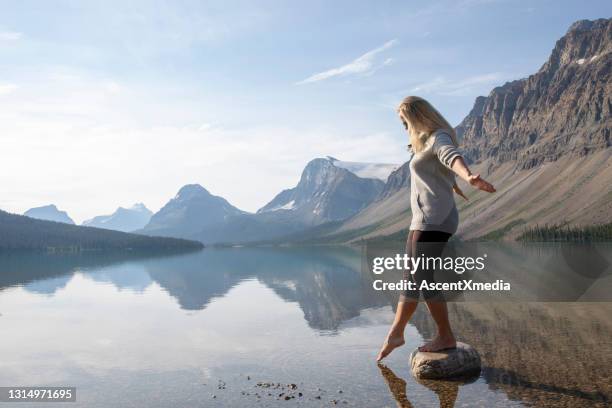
[0,246,610,407]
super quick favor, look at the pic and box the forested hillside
[0,210,203,251]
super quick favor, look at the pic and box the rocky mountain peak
[24,204,75,225]
[175,184,210,200]
[377,160,411,200]
[539,18,611,75]
[129,203,150,212]
[298,158,342,193]
[82,203,153,232]
[142,184,244,237]
[457,17,611,170]
[257,157,385,224]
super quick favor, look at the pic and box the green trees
[0,210,203,251]
[518,223,612,242]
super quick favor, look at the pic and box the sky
[0,0,610,223]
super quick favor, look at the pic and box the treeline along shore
[0,210,204,252]
[518,222,612,242]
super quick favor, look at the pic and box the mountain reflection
[126,247,391,331]
[1,246,611,406]
[0,250,185,291]
[0,247,389,331]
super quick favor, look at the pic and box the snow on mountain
[257,157,385,224]
[327,157,398,182]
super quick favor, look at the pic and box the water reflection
[0,245,610,407]
[446,302,611,407]
[0,250,186,291]
[378,363,477,408]
[0,248,389,331]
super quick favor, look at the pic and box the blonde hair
[397,96,457,153]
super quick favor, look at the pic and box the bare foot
[376,332,405,361]
[418,335,456,352]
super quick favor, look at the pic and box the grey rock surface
[410,342,481,380]
[257,157,385,224]
[456,18,611,170]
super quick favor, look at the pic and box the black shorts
[401,229,451,301]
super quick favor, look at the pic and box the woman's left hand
[468,174,496,193]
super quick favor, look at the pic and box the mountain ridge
[140,184,245,238]
[257,157,387,225]
[139,157,396,244]
[24,204,75,225]
[82,203,153,232]
[14,18,609,246]
[457,17,611,170]
[274,17,612,244]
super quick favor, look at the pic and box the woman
[377,96,495,361]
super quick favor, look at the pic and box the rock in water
[410,342,481,380]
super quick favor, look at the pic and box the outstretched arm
[450,157,496,193]
[432,131,496,194]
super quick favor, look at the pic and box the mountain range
[82,203,153,232]
[278,17,612,243]
[133,18,611,245]
[7,18,610,246]
[137,157,398,244]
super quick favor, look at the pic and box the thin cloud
[297,39,398,85]
[0,83,18,95]
[0,31,22,41]
[411,72,507,96]
[0,67,404,222]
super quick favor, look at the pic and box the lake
[0,245,610,407]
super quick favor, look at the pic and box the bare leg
[419,300,456,352]
[377,299,418,361]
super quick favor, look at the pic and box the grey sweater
[409,129,463,234]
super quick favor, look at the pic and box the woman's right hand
[468,174,496,193]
